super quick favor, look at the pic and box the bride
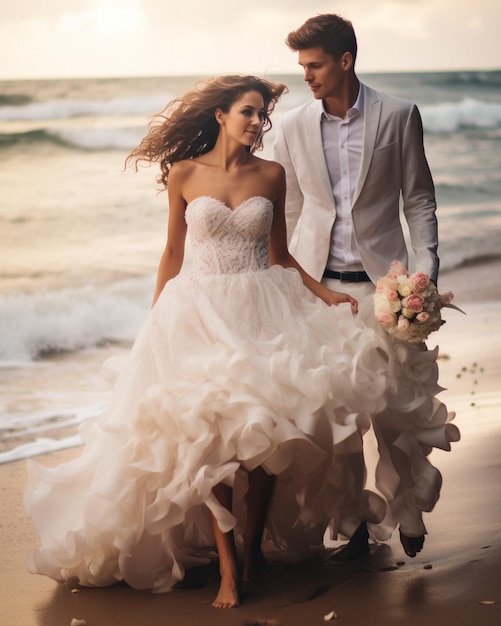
[25,75,458,609]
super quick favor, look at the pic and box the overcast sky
[1,0,500,80]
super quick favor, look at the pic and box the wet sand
[2,262,500,625]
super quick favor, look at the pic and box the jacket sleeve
[272,118,304,247]
[401,105,439,283]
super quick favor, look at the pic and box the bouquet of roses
[374,260,460,343]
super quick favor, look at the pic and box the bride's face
[218,90,265,147]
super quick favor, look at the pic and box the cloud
[0,0,500,79]
[59,3,145,35]
[356,3,430,39]
[2,0,92,20]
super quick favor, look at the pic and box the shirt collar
[320,82,364,121]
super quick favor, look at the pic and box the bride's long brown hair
[125,75,287,188]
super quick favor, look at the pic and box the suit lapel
[353,85,381,207]
[306,101,335,205]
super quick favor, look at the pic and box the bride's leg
[243,466,276,581]
[210,483,240,608]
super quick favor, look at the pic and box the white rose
[397,276,412,297]
[402,307,415,319]
[397,317,410,331]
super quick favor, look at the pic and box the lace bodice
[186,196,273,275]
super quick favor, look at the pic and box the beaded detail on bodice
[186,196,273,275]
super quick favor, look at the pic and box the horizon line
[1,67,501,83]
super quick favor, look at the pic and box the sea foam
[0,95,170,122]
[0,278,151,362]
[421,98,501,133]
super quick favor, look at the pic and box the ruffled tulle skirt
[25,266,459,592]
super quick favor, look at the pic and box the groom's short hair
[286,13,358,65]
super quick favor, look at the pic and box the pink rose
[416,311,430,322]
[389,260,408,277]
[377,275,399,291]
[377,285,399,301]
[387,289,399,301]
[440,291,454,306]
[402,294,424,312]
[410,272,430,293]
[377,311,397,328]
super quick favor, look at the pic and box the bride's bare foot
[399,530,425,557]
[212,570,240,608]
[210,484,241,608]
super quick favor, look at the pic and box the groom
[273,13,439,557]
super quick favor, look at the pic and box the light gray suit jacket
[273,83,439,284]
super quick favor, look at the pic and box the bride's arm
[269,165,358,312]
[151,164,188,307]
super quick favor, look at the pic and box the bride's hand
[320,287,359,313]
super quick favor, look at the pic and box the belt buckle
[339,271,353,282]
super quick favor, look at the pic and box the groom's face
[298,46,346,101]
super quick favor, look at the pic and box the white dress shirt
[321,86,364,271]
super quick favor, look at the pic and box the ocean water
[1,70,501,463]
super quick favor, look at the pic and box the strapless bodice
[186,196,273,275]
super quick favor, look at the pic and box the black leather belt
[323,269,371,283]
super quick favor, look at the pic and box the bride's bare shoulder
[253,155,284,177]
[170,159,197,175]
[168,159,199,187]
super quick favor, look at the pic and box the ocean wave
[0,434,84,464]
[0,402,107,464]
[0,278,151,362]
[435,181,501,200]
[421,70,501,89]
[0,94,170,122]
[0,126,145,151]
[0,128,73,149]
[2,85,501,139]
[3,99,500,153]
[0,93,33,107]
[421,98,501,133]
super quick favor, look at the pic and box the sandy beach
[2,261,500,626]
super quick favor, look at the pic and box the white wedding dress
[25,196,459,592]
